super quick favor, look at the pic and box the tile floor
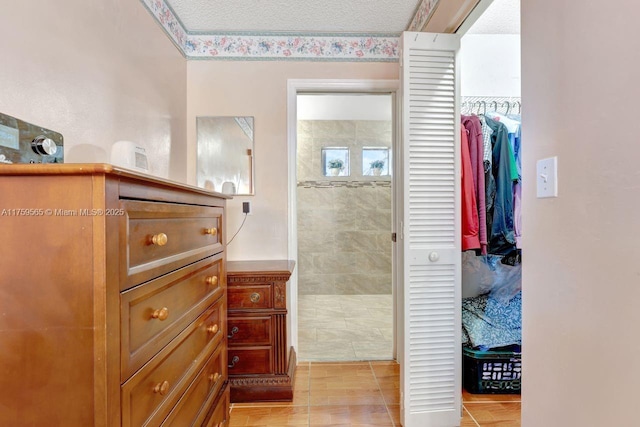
[228,362,521,427]
[298,295,393,361]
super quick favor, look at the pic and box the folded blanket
[462,291,521,350]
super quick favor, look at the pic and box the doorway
[296,93,394,361]
[286,80,400,363]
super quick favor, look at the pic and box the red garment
[461,128,480,250]
[462,115,488,254]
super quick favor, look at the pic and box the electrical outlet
[242,201,251,214]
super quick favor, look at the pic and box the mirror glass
[197,117,254,195]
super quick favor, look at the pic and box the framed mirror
[197,116,255,195]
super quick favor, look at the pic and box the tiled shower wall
[297,120,392,295]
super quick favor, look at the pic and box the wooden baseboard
[229,347,297,403]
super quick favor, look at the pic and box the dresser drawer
[121,255,224,379]
[203,385,230,427]
[228,284,272,309]
[121,303,225,427]
[161,345,225,427]
[227,316,272,346]
[228,348,272,375]
[121,200,223,289]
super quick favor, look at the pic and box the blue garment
[485,117,516,255]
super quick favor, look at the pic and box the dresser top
[227,260,295,277]
[0,163,231,199]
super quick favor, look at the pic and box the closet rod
[462,96,521,115]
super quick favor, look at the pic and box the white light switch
[536,156,558,198]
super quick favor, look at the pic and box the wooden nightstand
[226,260,296,402]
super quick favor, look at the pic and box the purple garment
[514,181,522,248]
[462,115,487,254]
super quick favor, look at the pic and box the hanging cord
[226,213,248,246]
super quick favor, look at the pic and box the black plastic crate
[463,346,521,394]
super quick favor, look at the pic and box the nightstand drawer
[121,200,223,289]
[227,316,272,345]
[121,303,224,427]
[161,345,225,427]
[228,348,272,375]
[228,284,272,309]
[121,255,224,379]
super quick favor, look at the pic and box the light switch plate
[536,156,558,198]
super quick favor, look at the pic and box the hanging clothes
[462,115,488,254]
[479,115,493,173]
[484,116,517,255]
[461,127,481,250]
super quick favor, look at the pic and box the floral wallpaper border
[141,0,400,61]
[407,0,441,32]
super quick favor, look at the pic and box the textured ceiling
[166,0,422,33]
[466,0,520,34]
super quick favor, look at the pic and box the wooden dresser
[226,260,296,402]
[0,164,230,427]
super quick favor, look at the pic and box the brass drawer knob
[151,233,168,246]
[207,323,219,334]
[250,293,261,303]
[151,307,169,321]
[205,275,219,286]
[204,227,217,236]
[208,372,221,383]
[153,380,170,395]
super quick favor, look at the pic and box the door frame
[286,79,401,357]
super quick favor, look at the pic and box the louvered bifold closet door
[401,32,461,427]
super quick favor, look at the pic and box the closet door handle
[428,252,440,262]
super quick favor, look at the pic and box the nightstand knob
[151,233,168,246]
[151,307,169,321]
[206,275,219,286]
[228,356,240,368]
[207,323,219,334]
[228,326,239,339]
[153,380,170,395]
[205,227,217,236]
[250,293,261,303]
[208,372,221,383]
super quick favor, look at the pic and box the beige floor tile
[299,342,357,361]
[344,317,392,330]
[309,405,393,426]
[316,328,384,343]
[379,328,394,340]
[352,341,393,359]
[367,308,393,318]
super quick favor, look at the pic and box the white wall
[0,0,187,181]
[460,34,521,97]
[297,94,392,121]
[522,1,640,425]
